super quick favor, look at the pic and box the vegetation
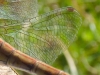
[38,0,100,75]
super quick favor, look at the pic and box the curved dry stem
[62,48,78,75]
[82,56,98,75]
[57,39,78,75]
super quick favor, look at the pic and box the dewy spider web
[0,0,82,64]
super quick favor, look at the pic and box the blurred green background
[36,0,100,75]
[15,0,100,75]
